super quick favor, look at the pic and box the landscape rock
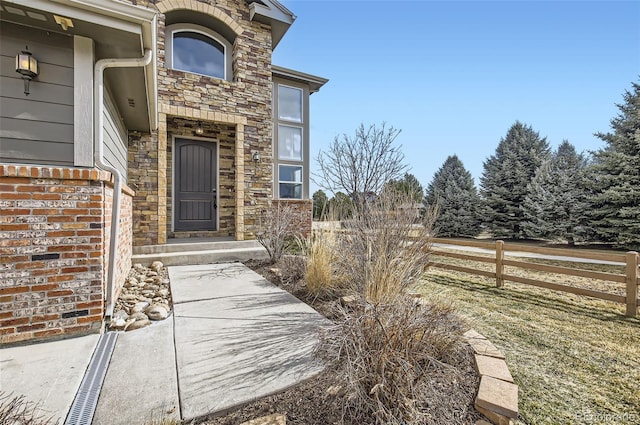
[129,312,149,321]
[151,261,164,272]
[146,304,169,321]
[126,319,151,331]
[112,263,172,332]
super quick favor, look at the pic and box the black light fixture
[195,121,204,135]
[15,46,38,95]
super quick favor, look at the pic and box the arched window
[166,24,232,81]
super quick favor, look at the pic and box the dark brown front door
[174,138,217,231]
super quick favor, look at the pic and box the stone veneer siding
[273,199,313,237]
[165,118,236,239]
[0,165,133,344]
[126,0,275,246]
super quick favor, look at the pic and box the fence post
[626,251,639,318]
[496,240,504,288]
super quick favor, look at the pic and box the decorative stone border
[464,329,519,425]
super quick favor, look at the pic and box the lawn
[416,253,640,425]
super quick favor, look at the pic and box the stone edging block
[464,329,519,425]
[239,413,286,425]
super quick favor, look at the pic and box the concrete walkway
[1,263,328,424]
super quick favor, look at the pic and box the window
[274,83,306,199]
[166,24,232,80]
[279,165,302,199]
[278,86,302,122]
[278,125,302,161]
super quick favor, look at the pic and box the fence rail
[429,238,639,317]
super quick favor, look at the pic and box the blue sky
[273,0,640,195]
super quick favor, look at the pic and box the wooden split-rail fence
[429,238,639,318]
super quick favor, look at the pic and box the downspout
[94,49,152,319]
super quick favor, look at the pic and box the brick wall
[273,199,313,237]
[0,165,133,344]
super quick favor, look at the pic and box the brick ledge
[0,164,135,196]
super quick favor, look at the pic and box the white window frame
[166,23,231,81]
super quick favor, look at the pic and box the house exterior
[0,0,327,344]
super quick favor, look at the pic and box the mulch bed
[202,259,483,425]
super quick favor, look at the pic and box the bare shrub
[256,202,301,264]
[318,297,471,424]
[277,254,307,284]
[303,227,344,298]
[336,190,436,304]
[0,392,59,425]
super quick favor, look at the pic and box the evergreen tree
[521,141,591,245]
[328,191,354,220]
[589,81,640,249]
[425,155,482,237]
[385,173,424,203]
[312,190,328,220]
[480,121,551,238]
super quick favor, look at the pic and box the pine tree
[589,81,640,249]
[521,141,591,245]
[425,155,482,237]
[480,121,551,239]
[312,190,328,220]
[385,173,424,203]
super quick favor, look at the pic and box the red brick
[89,308,102,315]
[1,209,31,215]
[47,289,74,297]
[32,268,60,277]
[0,177,29,184]
[16,261,46,270]
[0,255,29,263]
[0,311,13,319]
[32,314,60,323]
[0,239,29,247]
[77,300,101,309]
[0,317,29,327]
[0,192,29,200]
[31,283,58,291]
[48,216,75,223]
[62,209,89,215]
[16,185,44,192]
[0,295,13,303]
[61,266,88,273]
[17,323,46,332]
[77,315,102,324]
[34,328,63,338]
[63,324,92,334]
[31,209,60,216]
[0,327,15,335]
[0,287,29,295]
[0,224,29,231]
[48,231,75,237]
[47,274,73,283]
[33,193,61,200]
[47,245,74,252]
[0,184,14,191]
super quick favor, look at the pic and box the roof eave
[272,65,329,94]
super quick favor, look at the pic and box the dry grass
[415,252,640,425]
[0,392,59,425]
[336,191,436,304]
[303,228,344,298]
[318,296,479,424]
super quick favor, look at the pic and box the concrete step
[131,240,268,266]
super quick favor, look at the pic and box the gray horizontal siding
[103,90,128,180]
[0,21,74,166]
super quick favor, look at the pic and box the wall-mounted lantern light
[195,121,204,135]
[16,46,38,96]
[252,151,261,163]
